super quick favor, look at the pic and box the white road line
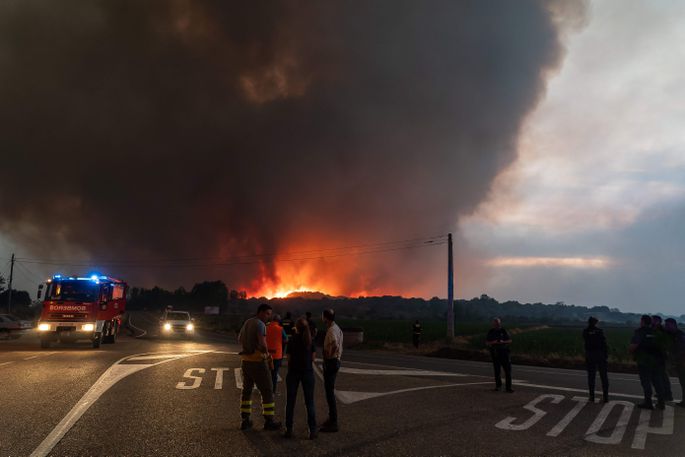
[23,352,56,361]
[126,354,192,361]
[127,315,147,338]
[336,381,494,404]
[338,367,471,377]
[0,361,14,367]
[30,350,212,457]
[515,381,683,402]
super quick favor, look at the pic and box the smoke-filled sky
[3,1,681,315]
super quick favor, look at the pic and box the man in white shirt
[320,308,343,432]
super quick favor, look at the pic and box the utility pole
[7,253,14,314]
[447,234,454,341]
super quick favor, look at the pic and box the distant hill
[124,281,684,325]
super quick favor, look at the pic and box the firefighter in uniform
[412,320,422,349]
[486,317,513,392]
[582,316,609,403]
[238,304,282,430]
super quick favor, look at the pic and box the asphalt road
[1,313,683,456]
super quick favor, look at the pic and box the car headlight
[163,323,171,331]
[38,323,50,331]
[82,323,95,332]
[186,323,194,331]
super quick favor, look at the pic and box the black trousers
[285,370,316,431]
[586,352,609,398]
[323,358,340,423]
[492,351,512,390]
[638,362,665,403]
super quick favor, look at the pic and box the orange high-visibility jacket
[266,322,286,360]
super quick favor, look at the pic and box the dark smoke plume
[0,1,585,296]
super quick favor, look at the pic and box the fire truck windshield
[46,280,100,302]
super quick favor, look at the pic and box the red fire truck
[37,274,127,349]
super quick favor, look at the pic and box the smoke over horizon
[0,1,585,297]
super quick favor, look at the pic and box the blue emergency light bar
[51,274,124,284]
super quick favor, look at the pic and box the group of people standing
[237,304,344,439]
[485,315,685,409]
[581,314,685,409]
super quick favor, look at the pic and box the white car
[0,314,33,339]
[159,311,195,338]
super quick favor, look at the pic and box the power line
[15,235,447,268]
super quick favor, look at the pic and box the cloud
[458,1,685,314]
[0,1,584,296]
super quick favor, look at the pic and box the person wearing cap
[266,314,288,393]
[320,308,343,432]
[583,316,609,403]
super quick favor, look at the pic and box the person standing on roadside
[486,317,513,393]
[412,320,422,349]
[652,315,674,402]
[630,315,666,410]
[266,314,288,393]
[284,317,318,440]
[664,318,685,407]
[582,316,609,403]
[320,308,343,433]
[237,304,282,431]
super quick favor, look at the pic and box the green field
[338,319,636,364]
[336,319,492,344]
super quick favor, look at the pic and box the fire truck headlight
[82,324,95,332]
[38,323,50,331]
[163,323,172,331]
[186,323,194,331]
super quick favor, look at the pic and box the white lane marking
[30,350,212,457]
[211,368,230,389]
[513,382,662,401]
[127,315,147,338]
[23,352,57,361]
[546,396,588,437]
[214,351,240,355]
[632,405,675,450]
[127,354,192,361]
[337,367,470,377]
[584,400,634,445]
[175,368,205,389]
[0,361,14,367]
[336,381,493,404]
[495,394,564,431]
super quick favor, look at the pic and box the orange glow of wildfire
[245,257,374,299]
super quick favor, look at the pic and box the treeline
[125,281,683,325]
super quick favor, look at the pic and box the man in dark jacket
[665,318,685,407]
[486,317,513,393]
[630,315,666,410]
[583,317,609,403]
